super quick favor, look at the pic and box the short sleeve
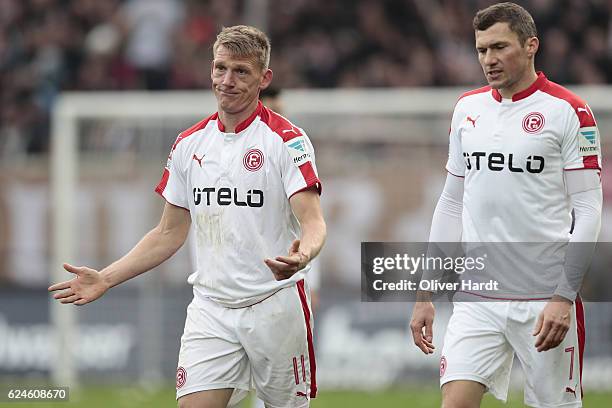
[445,107,466,177]
[280,131,322,198]
[562,104,602,171]
[155,135,190,209]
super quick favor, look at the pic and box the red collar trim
[217,101,263,133]
[491,72,548,102]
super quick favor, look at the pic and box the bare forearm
[100,225,187,289]
[299,218,327,262]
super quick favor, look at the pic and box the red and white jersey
[156,101,321,307]
[447,72,601,242]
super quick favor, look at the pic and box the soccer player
[409,3,602,408]
[49,25,326,408]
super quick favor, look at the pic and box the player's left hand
[265,240,309,281]
[533,295,572,352]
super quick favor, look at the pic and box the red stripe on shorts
[293,357,299,385]
[575,295,585,399]
[297,280,317,398]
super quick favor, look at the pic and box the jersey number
[565,346,575,380]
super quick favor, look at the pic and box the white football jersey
[447,72,601,243]
[156,101,321,307]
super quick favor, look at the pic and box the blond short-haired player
[50,25,326,408]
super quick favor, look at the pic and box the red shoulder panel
[541,81,596,127]
[259,106,303,142]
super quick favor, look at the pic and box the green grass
[0,386,610,407]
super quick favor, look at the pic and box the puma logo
[577,106,590,116]
[466,115,480,127]
[282,127,300,135]
[296,391,308,398]
[192,153,205,167]
[565,386,576,398]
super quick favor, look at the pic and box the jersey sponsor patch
[285,136,312,167]
[578,126,599,156]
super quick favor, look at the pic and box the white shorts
[440,298,585,408]
[175,280,316,408]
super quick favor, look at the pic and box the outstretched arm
[49,202,191,305]
[265,188,326,280]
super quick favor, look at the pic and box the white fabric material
[555,171,602,300]
[441,301,583,407]
[428,173,464,242]
[176,284,313,407]
[158,106,320,307]
[568,185,602,243]
[435,75,596,406]
[564,168,602,196]
[446,82,601,243]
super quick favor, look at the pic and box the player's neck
[499,69,538,99]
[218,99,259,133]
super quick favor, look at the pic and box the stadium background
[1,0,611,407]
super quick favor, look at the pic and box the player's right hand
[48,263,109,306]
[410,298,436,355]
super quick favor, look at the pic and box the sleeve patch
[285,136,312,167]
[578,126,600,156]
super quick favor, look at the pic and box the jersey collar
[491,71,548,102]
[217,101,264,133]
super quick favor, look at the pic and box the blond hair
[213,25,271,69]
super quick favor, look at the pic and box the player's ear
[260,69,273,90]
[525,36,539,58]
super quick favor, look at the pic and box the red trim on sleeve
[154,114,216,196]
[155,169,170,196]
[153,170,190,211]
[298,162,319,188]
[582,155,601,170]
[564,164,602,172]
[289,183,322,199]
[296,280,317,398]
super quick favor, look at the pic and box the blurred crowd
[0,0,611,155]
